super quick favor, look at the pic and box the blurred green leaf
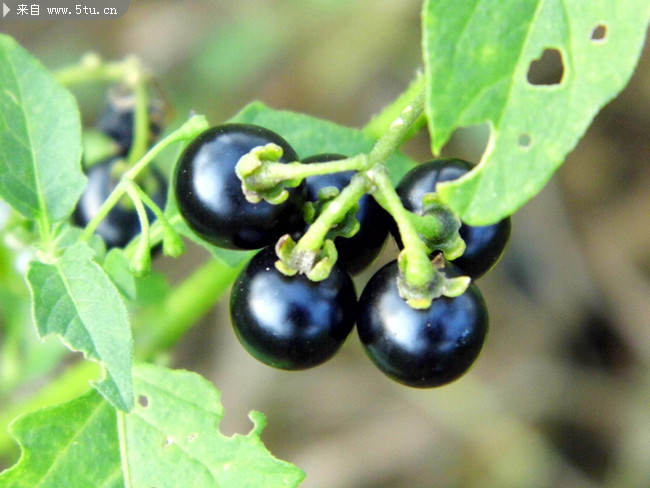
[0,34,85,223]
[422,0,650,224]
[0,389,122,488]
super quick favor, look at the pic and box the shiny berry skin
[395,158,511,279]
[357,260,488,388]
[174,124,305,250]
[230,245,357,370]
[73,156,167,249]
[302,153,390,274]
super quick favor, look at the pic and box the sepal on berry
[274,234,338,281]
[396,249,442,309]
[418,193,465,258]
[235,143,301,205]
[305,239,338,282]
[304,186,361,241]
[396,252,471,309]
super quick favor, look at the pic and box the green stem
[124,183,151,275]
[244,154,367,191]
[54,54,140,87]
[364,71,427,140]
[296,172,369,252]
[127,72,150,165]
[127,184,182,258]
[80,114,209,242]
[133,258,245,360]
[368,167,435,288]
[366,87,427,166]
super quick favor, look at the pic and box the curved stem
[127,71,150,166]
[80,115,209,243]
[124,183,151,274]
[367,168,436,290]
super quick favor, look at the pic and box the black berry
[174,124,306,250]
[357,260,488,388]
[230,245,357,370]
[395,158,511,279]
[73,156,167,249]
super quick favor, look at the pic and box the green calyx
[235,143,301,205]
[396,253,471,309]
[275,235,338,282]
[303,186,361,241]
[235,85,470,311]
[411,193,466,260]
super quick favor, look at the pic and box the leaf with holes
[0,33,86,223]
[26,242,134,412]
[0,364,305,488]
[422,0,650,224]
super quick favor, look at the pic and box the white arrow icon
[2,3,9,17]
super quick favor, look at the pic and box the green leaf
[0,364,305,488]
[125,364,304,487]
[0,34,86,223]
[26,242,133,412]
[231,101,417,184]
[103,248,137,301]
[422,0,650,224]
[0,390,123,488]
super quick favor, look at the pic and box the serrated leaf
[0,364,305,488]
[0,34,86,222]
[125,363,304,487]
[26,242,133,411]
[231,101,417,184]
[422,0,650,224]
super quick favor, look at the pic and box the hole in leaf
[138,395,149,408]
[590,24,607,41]
[163,436,174,448]
[527,48,564,85]
[518,133,532,149]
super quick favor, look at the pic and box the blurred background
[2,1,649,487]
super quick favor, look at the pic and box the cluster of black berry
[175,123,511,388]
[73,87,167,249]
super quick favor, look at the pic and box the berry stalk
[80,114,209,243]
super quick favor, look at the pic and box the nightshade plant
[0,1,648,486]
